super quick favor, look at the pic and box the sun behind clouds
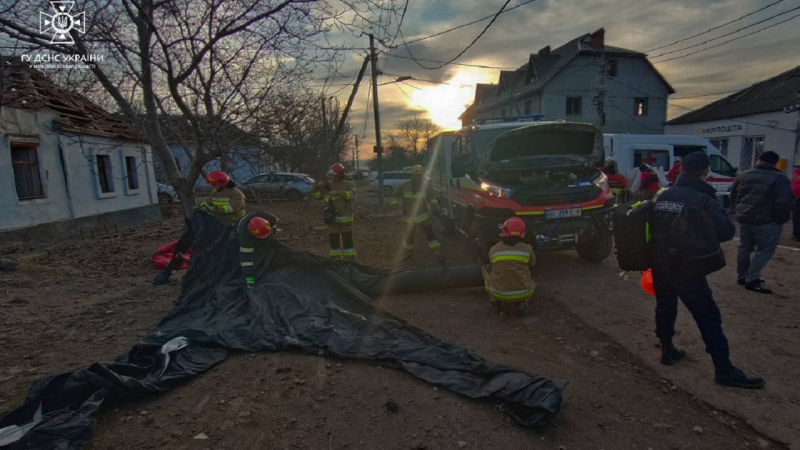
[411,70,494,131]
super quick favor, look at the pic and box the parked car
[367,171,413,196]
[156,183,178,204]
[240,172,315,202]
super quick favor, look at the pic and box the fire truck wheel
[576,232,613,263]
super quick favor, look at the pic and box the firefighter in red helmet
[312,163,357,260]
[481,217,536,317]
[237,211,278,289]
[196,170,246,224]
[391,165,445,264]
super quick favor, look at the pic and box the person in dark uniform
[650,151,764,389]
[236,211,278,288]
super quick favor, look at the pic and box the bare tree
[1,0,403,216]
[397,115,441,160]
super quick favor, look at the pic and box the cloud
[333,0,799,158]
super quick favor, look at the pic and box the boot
[437,254,447,265]
[659,339,686,366]
[715,365,765,389]
[515,302,527,317]
[153,269,173,286]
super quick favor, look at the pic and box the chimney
[590,28,605,49]
[538,45,551,55]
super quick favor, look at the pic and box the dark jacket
[651,176,736,272]
[730,163,793,225]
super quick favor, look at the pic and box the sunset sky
[323,0,800,161]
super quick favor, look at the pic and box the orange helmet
[206,170,230,187]
[247,217,272,239]
[500,217,526,238]
[329,163,346,177]
[641,269,655,296]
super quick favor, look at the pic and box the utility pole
[596,45,606,133]
[321,97,328,179]
[369,33,385,207]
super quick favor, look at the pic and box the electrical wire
[646,0,785,52]
[393,0,513,70]
[379,52,517,70]
[652,11,800,64]
[649,4,800,60]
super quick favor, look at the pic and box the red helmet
[206,170,230,187]
[329,163,346,177]
[500,217,526,238]
[247,217,272,239]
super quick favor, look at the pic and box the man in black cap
[650,151,764,389]
[730,151,793,294]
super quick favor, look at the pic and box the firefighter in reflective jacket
[481,217,536,316]
[196,170,246,224]
[237,211,278,289]
[312,163,357,260]
[391,165,445,263]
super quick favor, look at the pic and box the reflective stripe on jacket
[392,179,438,220]
[205,186,246,224]
[483,241,535,302]
[313,179,356,223]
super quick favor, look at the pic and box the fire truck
[427,115,615,262]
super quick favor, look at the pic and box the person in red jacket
[640,164,660,200]
[792,166,800,241]
[667,161,682,185]
[602,159,628,204]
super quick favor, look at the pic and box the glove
[194,203,211,212]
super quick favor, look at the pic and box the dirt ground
[1,193,797,450]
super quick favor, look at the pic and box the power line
[389,0,539,47]
[649,4,800,60]
[606,99,664,132]
[394,0,514,70]
[646,0,785,52]
[380,52,517,70]
[672,53,800,84]
[652,11,800,64]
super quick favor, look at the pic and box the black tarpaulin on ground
[0,214,564,450]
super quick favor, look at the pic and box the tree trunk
[177,184,198,218]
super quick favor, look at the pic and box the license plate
[545,207,582,220]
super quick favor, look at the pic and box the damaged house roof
[0,57,143,141]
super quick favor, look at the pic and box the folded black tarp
[0,214,564,450]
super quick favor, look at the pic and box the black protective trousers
[652,264,730,358]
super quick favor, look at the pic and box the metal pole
[354,135,359,172]
[369,34,385,206]
[597,45,606,133]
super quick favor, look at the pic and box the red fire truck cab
[427,116,615,262]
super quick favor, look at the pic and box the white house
[460,29,675,134]
[665,65,800,174]
[0,58,159,241]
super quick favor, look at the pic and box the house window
[125,156,139,190]
[634,98,648,116]
[741,136,765,171]
[11,142,45,200]
[708,138,729,157]
[566,97,582,115]
[524,100,532,115]
[96,154,115,193]
[606,59,618,77]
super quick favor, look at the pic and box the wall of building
[1,106,159,233]
[665,110,800,174]
[58,133,158,219]
[0,108,74,231]
[542,55,669,134]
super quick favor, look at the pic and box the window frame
[606,59,618,77]
[124,155,140,193]
[566,97,582,116]
[634,98,648,116]
[10,141,46,201]
[741,135,765,171]
[96,153,116,196]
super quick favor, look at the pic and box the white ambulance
[603,134,738,204]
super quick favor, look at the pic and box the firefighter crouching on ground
[391,165,446,264]
[313,163,357,260]
[153,170,245,285]
[482,217,536,317]
[196,170,246,224]
[650,152,764,389]
[237,211,278,289]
